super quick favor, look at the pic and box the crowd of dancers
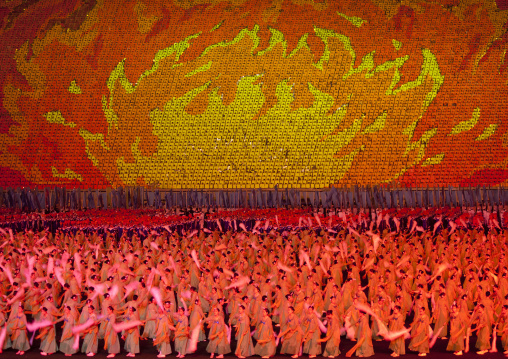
[0,207,508,358]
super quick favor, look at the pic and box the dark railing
[1,185,507,211]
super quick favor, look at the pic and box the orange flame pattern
[0,0,507,189]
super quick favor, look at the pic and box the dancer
[121,307,141,357]
[254,308,276,358]
[81,305,99,357]
[302,305,322,358]
[0,302,11,353]
[471,304,492,355]
[446,304,466,356]
[279,306,302,359]
[499,305,508,355]
[318,310,341,358]
[58,306,78,356]
[174,307,189,358]
[205,306,231,358]
[234,305,255,359]
[103,306,120,358]
[346,310,374,358]
[432,292,449,339]
[38,307,58,356]
[409,307,430,357]
[189,298,206,342]
[141,297,158,340]
[10,302,30,355]
[153,307,175,358]
[387,305,406,357]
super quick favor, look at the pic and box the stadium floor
[2,336,506,359]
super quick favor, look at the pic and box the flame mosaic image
[0,0,508,189]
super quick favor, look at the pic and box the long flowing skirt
[409,332,429,354]
[104,332,120,354]
[446,334,464,352]
[303,331,322,356]
[98,321,106,339]
[502,331,508,351]
[356,337,374,357]
[81,332,98,354]
[280,332,301,355]
[206,335,231,355]
[198,326,206,342]
[235,333,255,357]
[60,337,78,355]
[175,336,188,355]
[124,332,140,354]
[142,320,157,339]
[254,339,276,357]
[389,337,406,355]
[40,335,58,354]
[199,295,210,313]
[475,326,491,351]
[12,331,30,351]
[435,315,449,338]
[2,334,12,350]
[157,341,172,356]
[323,339,341,357]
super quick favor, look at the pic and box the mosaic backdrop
[0,0,508,189]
